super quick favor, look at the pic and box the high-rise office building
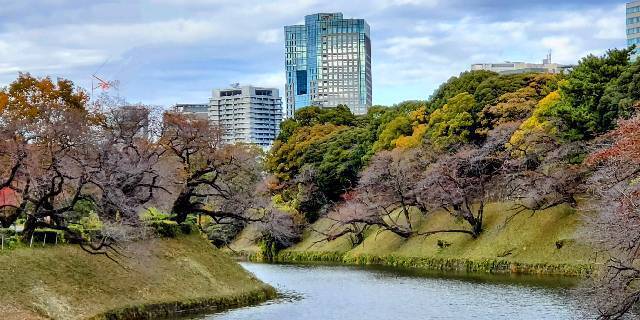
[628,1,640,59]
[209,85,282,149]
[284,13,372,117]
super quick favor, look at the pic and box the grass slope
[0,233,273,320]
[231,203,596,275]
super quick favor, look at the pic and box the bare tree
[501,141,588,224]
[579,115,640,319]
[94,105,167,224]
[160,112,298,243]
[0,75,172,262]
[321,124,516,244]
[416,124,517,238]
[322,147,433,242]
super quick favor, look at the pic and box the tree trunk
[22,215,38,243]
[0,210,19,228]
[471,202,484,238]
[171,185,195,224]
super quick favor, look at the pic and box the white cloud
[383,36,435,57]
[377,0,439,7]
[239,71,286,90]
[257,29,282,44]
[0,0,626,107]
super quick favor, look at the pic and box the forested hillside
[246,48,640,318]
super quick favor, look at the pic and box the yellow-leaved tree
[509,90,561,155]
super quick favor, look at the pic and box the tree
[323,147,433,240]
[425,92,476,149]
[161,112,260,223]
[311,127,373,199]
[269,123,373,222]
[478,73,559,132]
[417,124,516,237]
[366,101,426,153]
[160,112,299,247]
[267,123,346,181]
[394,106,430,149]
[579,114,640,319]
[509,91,562,156]
[0,75,164,258]
[275,105,356,144]
[549,48,634,140]
[429,70,497,111]
[322,124,515,244]
[473,73,537,110]
[502,141,587,222]
[0,74,95,239]
[94,105,167,224]
[371,114,413,152]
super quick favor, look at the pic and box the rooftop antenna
[543,50,552,65]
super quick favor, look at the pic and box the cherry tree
[580,115,640,319]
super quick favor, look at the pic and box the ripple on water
[186,262,590,320]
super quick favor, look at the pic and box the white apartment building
[628,1,640,60]
[209,86,282,149]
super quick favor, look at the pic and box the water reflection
[189,262,586,320]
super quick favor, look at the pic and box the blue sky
[0,0,626,107]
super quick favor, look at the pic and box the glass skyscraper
[628,1,640,60]
[284,13,372,117]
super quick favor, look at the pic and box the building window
[628,6,640,14]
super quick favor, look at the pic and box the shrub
[149,220,180,238]
[141,208,173,222]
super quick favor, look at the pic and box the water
[193,262,585,320]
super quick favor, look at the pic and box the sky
[0,0,627,107]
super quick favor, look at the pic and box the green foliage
[276,105,357,143]
[257,239,280,262]
[372,115,413,151]
[149,220,180,238]
[426,92,476,148]
[66,224,87,241]
[277,118,299,142]
[60,199,101,230]
[478,74,560,131]
[206,222,244,247]
[180,222,196,235]
[268,105,377,219]
[141,207,174,222]
[422,71,551,147]
[79,212,102,230]
[268,123,346,180]
[599,60,640,120]
[548,48,635,140]
[429,70,497,110]
[0,229,19,250]
[473,73,537,110]
[510,91,562,153]
[366,101,427,153]
[270,126,374,221]
[309,127,373,200]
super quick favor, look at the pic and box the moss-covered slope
[230,203,596,275]
[0,234,274,320]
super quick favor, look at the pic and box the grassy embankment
[228,203,596,276]
[0,231,275,320]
